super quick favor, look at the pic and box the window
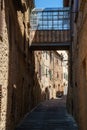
[50,52,53,63]
[46,68,48,77]
[49,70,52,80]
[46,51,48,60]
[57,72,59,78]
[41,64,44,76]
[64,73,68,80]
[64,73,66,79]
[61,73,63,79]
[56,59,58,64]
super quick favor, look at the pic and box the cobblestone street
[15,96,78,130]
[0,0,87,130]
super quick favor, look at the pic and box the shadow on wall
[4,1,42,130]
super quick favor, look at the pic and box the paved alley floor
[15,96,78,130]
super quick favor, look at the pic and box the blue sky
[35,0,63,8]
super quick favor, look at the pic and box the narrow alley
[15,96,78,130]
[0,0,87,130]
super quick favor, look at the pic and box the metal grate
[30,7,72,49]
[30,7,71,30]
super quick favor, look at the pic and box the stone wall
[0,0,37,130]
[34,51,64,100]
[75,4,87,129]
[0,1,9,129]
[71,0,87,130]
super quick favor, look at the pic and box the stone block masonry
[0,2,9,129]
[0,1,40,130]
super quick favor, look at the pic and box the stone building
[0,0,40,130]
[58,51,68,95]
[34,51,63,100]
[65,0,87,130]
[53,51,63,98]
[72,0,87,130]
[1,0,87,130]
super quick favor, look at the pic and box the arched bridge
[29,7,72,50]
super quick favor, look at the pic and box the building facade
[66,0,87,130]
[0,0,39,130]
[53,51,63,98]
[72,1,87,130]
[58,51,68,95]
[34,51,63,100]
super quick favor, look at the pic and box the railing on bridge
[30,7,71,49]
